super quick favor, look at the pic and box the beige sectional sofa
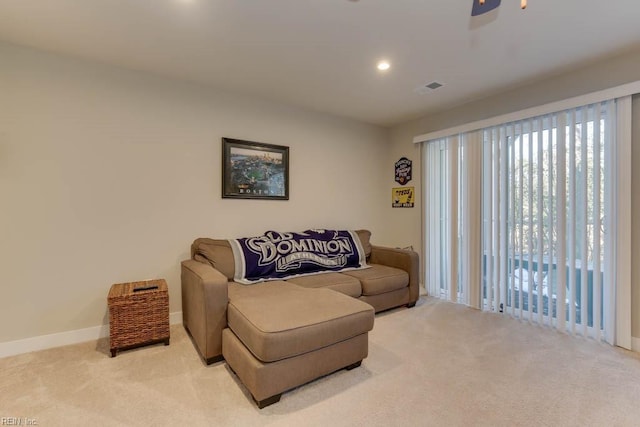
[181,229,419,407]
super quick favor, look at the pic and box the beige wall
[0,42,390,342]
[389,47,640,340]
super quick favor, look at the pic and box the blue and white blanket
[229,229,369,284]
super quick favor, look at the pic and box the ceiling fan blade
[471,0,501,16]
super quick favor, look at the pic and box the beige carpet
[2,297,640,426]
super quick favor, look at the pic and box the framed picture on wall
[222,137,289,200]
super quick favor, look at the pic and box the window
[422,98,632,346]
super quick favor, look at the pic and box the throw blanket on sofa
[229,229,369,284]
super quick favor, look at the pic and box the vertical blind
[423,99,631,346]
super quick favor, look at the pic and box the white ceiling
[0,0,638,127]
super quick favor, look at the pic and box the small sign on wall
[394,157,412,185]
[392,187,415,208]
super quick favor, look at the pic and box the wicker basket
[108,279,170,357]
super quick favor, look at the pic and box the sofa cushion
[354,229,372,258]
[227,281,374,363]
[342,263,408,296]
[192,238,235,280]
[286,272,362,298]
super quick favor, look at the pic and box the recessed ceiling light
[377,61,390,71]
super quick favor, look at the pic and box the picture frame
[222,137,289,200]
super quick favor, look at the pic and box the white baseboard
[169,311,183,325]
[0,311,183,359]
[632,337,640,353]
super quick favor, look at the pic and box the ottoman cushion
[227,281,374,363]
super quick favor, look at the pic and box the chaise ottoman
[222,281,375,408]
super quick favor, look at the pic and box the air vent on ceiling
[414,81,444,95]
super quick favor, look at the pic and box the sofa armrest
[369,245,420,305]
[181,259,229,364]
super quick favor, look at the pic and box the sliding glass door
[481,103,612,338]
[423,100,620,342]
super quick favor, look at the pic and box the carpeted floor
[2,297,640,426]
